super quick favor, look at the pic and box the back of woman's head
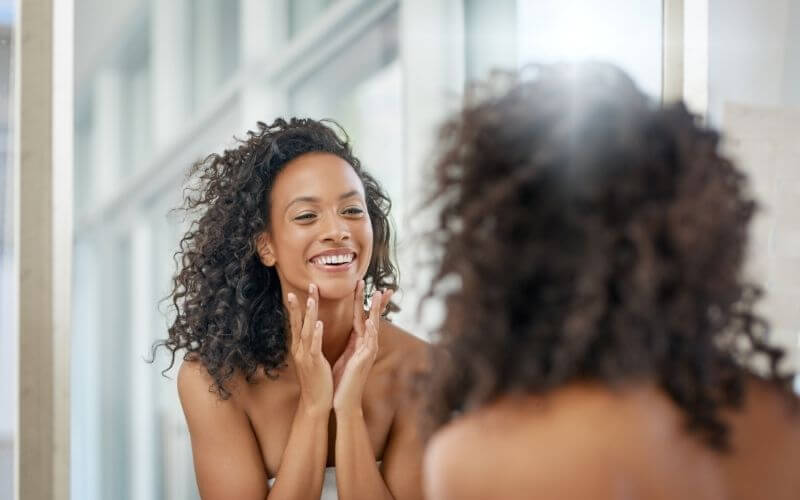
[425,62,794,450]
[155,118,396,398]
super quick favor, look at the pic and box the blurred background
[1,1,15,500]
[1,0,800,499]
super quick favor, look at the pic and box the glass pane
[517,0,663,99]
[705,0,800,379]
[119,22,151,177]
[289,0,339,38]
[0,1,14,498]
[189,0,241,113]
[289,9,403,226]
[151,194,199,500]
[74,102,93,216]
[102,235,133,499]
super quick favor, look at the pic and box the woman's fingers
[301,284,319,350]
[300,296,313,343]
[365,289,389,355]
[309,284,319,350]
[287,293,302,350]
[368,290,383,325]
[310,320,323,356]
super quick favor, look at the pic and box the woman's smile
[309,248,358,273]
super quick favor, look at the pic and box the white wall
[706,0,800,374]
[707,0,800,124]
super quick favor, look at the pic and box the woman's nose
[320,215,350,242]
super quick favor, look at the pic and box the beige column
[15,0,73,499]
[662,0,684,103]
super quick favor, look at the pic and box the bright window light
[517,0,663,99]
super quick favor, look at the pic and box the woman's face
[259,152,374,300]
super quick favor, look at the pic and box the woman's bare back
[425,379,800,500]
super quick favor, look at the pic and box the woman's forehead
[272,152,365,203]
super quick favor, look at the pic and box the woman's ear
[256,232,277,267]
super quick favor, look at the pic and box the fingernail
[307,298,313,307]
[309,284,315,293]
[316,320,322,329]
[287,293,294,302]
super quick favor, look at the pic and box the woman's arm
[178,360,329,500]
[334,407,394,500]
[332,286,395,500]
[333,300,426,500]
[379,389,425,500]
[333,394,425,500]
[266,400,329,499]
[178,360,270,499]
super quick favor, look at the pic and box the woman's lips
[308,250,357,273]
[308,257,357,273]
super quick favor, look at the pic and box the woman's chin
[315,279,360,301]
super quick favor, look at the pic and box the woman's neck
[315,296,354,363]
[279,282,357,365]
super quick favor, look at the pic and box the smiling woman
[153,118,428,500]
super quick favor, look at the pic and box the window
[189,0,241,113]
[289,0,340,38]
[517,0,663,98]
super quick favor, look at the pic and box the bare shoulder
[424,387,677,500]
[738,377,800,421]
[728,377,800,455]
[423,409,576,500]
[177,359,268,499]
[379,320,430,373]
[177,359,247,413]
[423,415,487,500]
[177,359,214,401]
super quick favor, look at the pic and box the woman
[157,118,427,499]
[421,63,800,499]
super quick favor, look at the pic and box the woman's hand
[287,284,334,416]
[332,280,393,413]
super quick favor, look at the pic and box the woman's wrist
[333,401,364,417]
[298,396,332,419]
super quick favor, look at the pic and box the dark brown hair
[153,118,398,398]
[423,63,795,450]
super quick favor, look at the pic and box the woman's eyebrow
[284,190,362,212]
[285,195,318,212]
[339,190,361,200]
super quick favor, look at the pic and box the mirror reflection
[60,0,800,499]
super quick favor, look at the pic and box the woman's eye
[342,207,364,216]
[294,213,316,221]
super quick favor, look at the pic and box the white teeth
[313,253,354,265]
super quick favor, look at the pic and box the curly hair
[153,117,398,398]
[422,63,795,451]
